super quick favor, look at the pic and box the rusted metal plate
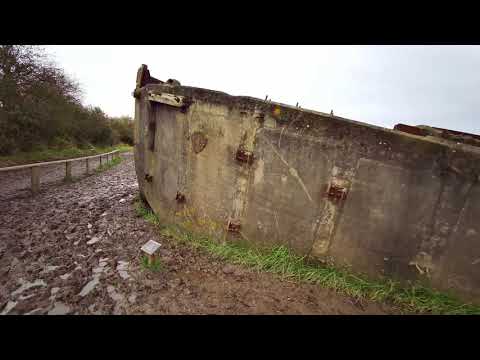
[432,126,480,141]
[228,221,241,233]
[148,92,185,108]
[235,148,254,165]
[326,183,347,201]
[136,64,163,88]
[175,192,186,203]
[191,132,208,154]
[393,124,427,137]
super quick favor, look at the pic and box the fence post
[86,158,90,174]
[31,167,40,194]
[99,155,102,166]
[65,161,72,181]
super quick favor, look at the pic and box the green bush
[0,45,134,155]
[111,116,134,146]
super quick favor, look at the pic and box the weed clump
[140,255,163,272]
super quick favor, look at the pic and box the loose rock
[223,265,235,275]
[0,301,17,315]
[78,275,100,297]
[86,237,101,245]
[11,279,47,297]
[48,302,71,315]
[60,273,72,280]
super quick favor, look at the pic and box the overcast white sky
[45,45,480,134]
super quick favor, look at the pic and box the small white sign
[141,240,161,255]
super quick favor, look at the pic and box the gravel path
[0,152,397,315]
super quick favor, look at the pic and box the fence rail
[0,150,120,195]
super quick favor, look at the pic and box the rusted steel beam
[432,126,480,141]
[136,64,163,89]
[393,123,428,137]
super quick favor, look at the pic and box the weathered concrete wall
[133,66,480,303]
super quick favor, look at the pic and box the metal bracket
[148,92,185,108]
[132,88,142,99]
[235,148,254,165]
[227,220,241,233]
[175,192,186,204]
[326,183,347,201]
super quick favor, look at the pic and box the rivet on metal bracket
[326,183,347,201]
[227,220,241,233]
[175,192,186,204]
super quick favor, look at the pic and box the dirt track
[0,152,397,315]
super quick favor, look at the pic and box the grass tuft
[134,199,160,226]
[94,156,122,173]
[134,198,480,315]
[140,255,163,272]
[115,143,133,153]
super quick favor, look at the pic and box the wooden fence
[0,150,120,195]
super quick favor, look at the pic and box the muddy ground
[0,152,399,315]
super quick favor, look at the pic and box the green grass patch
[94,156,122,174]
[0,144,132,167]
[134,198,161,226]
[115,143,133,153]
[140,255,163,272]
[134,198,480,315]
